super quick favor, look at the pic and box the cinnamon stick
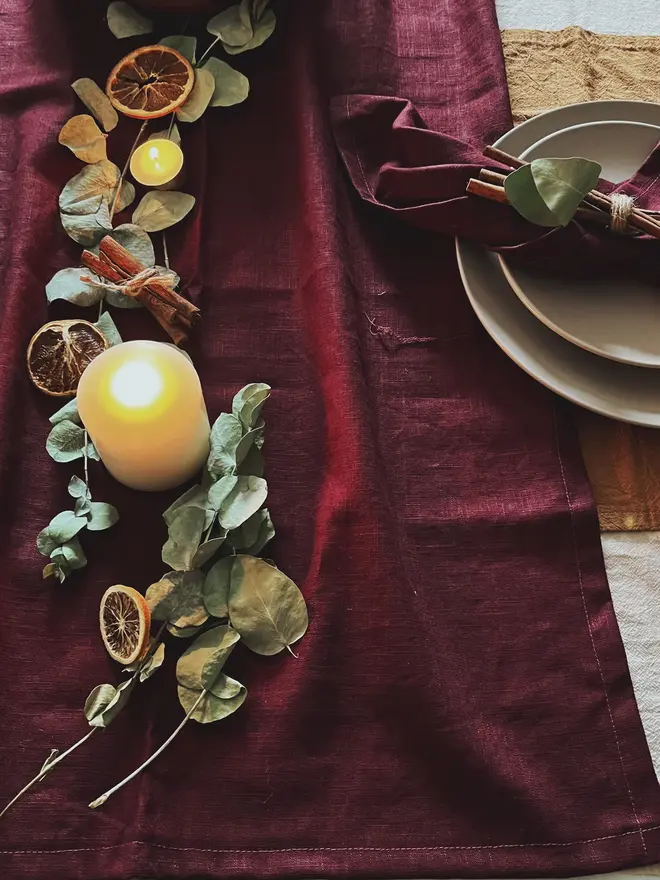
[81,236,200,345]
[483,145,660,238]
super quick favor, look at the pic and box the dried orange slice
[106,45,194,119]
[100,585,151,665]
[27,319,108,397]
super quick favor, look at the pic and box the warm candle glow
[130,139,184,187]
[77,341,210,492]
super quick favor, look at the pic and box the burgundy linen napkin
[331,95,660,285]
[3,1,660,879]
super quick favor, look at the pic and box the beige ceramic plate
[498,120,660,367]
[455,101,660,426]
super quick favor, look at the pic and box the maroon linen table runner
[2,1,660,878]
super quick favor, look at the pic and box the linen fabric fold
[2,1,660,878]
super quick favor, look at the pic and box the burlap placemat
[502,25,660,531]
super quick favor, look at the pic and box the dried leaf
[68,475,88,498]
[504,157,602,228]
[60,201,112,247]
[46,267,105,307]
[177,681,247,723]
[202,57,249,107]
[235,421,264,465]
[87,502,119,531]
[55,537,87,570]
[132,190,195,232]
[163,485,211,527]
[146,570,208,628]
[207,412,243,479]
[176,68,215,123]
[109,223,155,267]
[167,621,206,638]
[162,505,206,571]
[107,1,153,38]
[158,35,197,63]
[58,114,107,163]
[224,8,276,54]
[49,398,80,426]
[38,511,87,553]
[192,536,226,568]
[85,678,135,728]
[75,495,92,517]
[228,507,274,554]
[176,624,240,690]
[209,474,268,531]
[232,383,270,429]
[60,160,132,215]
[139,643,165,681]
[237,442,264,477]
[95,311,123,347]
[203,556,233,618]
[46,420,99,463]
[72,79,119,132]
[43,561,66,582]
[228,555,308,655]
[207,5,253,46]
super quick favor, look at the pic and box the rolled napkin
[330,95,660,285]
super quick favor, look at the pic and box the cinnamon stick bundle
[81,236,200,345]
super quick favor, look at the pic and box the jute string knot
[609,193,635,234]
[80,266,178,296]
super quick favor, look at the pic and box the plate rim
[455,99,660,426]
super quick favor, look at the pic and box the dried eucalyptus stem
[109,120,148,222]
[0,729,97,819]
[89,690,205,808]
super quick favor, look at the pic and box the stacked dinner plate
[456,101,660,427]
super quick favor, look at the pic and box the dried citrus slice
[100,585,151,666]
[27,319,108,397]
[106,45,194,119]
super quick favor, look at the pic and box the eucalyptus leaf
[49,398,80,426]
[212,474,268,531]
[71,79,119,132]
[207,412,243,478]
[139,643,165,682]
[228,555,308,655]
[504,157,602,228]
[163,485,210,526]
[60,160,131,215]
[232,382,270,429]
[167,621,206,638]
[87,502,119,531]
[56,537,87,570]
[68,476,88,499]
[162,505,206,571]
[46,267,105,307]
[237,442,264,477]
[176,68,215,123]
[235,421,264,465]
[224,9,276,54]
[202,57,250,107]
[40,749,60,774]
[46,420,99,463]
[158,35,197,63]
[60,201,112,247]
[95,311,123,347]
[43,561,67,582]
[239,0,252,27]
[38,510,87,555]
[75,495,92,517]
[58,114,107,163]
[252,0,271,20]
[109,223,155,268]
[192,535,226,568]
[85,678,135,728]
[146,570,207,628]
[207,5,253,46]
[176,624,240,690]
[177,681,247,723]
[203,556,233,618]
[148,123,181,147]
[228,507,274,554]
[132,191,195,232]
[107,1,153,38]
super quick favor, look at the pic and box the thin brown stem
[0,728,97,819]
[162,232,170,270]
[88,690,206,808]
[109,120,148,222]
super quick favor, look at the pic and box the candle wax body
[130,139,184,187]
[77,341,210,492]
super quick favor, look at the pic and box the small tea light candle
[77,341,210,492]
[130,139,184,187]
